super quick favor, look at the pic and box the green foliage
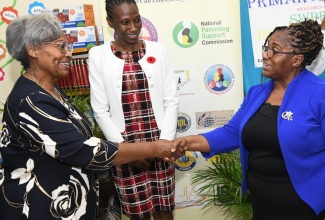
[65,88,105,139]
[191,150,253,220]
[66,88,91,114]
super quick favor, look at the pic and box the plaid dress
[110,42,175,219]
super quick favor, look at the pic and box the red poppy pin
[147,56,156,64]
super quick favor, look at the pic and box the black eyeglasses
[262,45,296,59]
[45,41,73,54]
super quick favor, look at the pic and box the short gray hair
[6,13,63,69]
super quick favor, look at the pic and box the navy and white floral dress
[0,76,118,219]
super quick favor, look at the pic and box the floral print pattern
[50,168,89,219]
[0,122,10,148]
[0,77,118,219]
[0,168,4,186]
[11,158,34,185]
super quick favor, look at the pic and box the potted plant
[191,150,253,220]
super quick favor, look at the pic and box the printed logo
[196,110,234,129]
[177,113,191,133]
[0,68,5,81]
[175,151,198,171]
[0,7,18,24]
[175,68,195,96]
[29,2,46,14]
[0,44,6,61]
[114,16,158,42]
[175,184,206,209]
[204,64,234,95]
[140,16,158,42]
[173,21,199,48]
[206,155,219,165]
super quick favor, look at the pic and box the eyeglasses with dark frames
[262,45,296,59]
[45,41,73,54]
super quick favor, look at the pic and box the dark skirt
[247,170,325,220]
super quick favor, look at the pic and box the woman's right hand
[154,139,187,162]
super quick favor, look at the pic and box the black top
[242,103,325,220]
[242,102,290,182]
[0,76,118,219]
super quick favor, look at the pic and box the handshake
[154,137,189,163]
[127,135,209,168]
[115,137,193,168]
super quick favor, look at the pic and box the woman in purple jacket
[174,19,325,220]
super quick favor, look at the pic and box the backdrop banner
[243,0,325,94]
[248,0,325,68]
[1,1,242,219]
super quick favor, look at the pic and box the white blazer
[88,40,178,143]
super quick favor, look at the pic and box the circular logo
[70,9,75,16]
[113,16,158,42]
[28,2,45,15]
[175,151,198,171]
[177,113,191,133]
[79,30,85,37]
[173,21,199,48]
[204,64,234,95]
[140,17,158,42]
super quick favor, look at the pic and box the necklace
[25,72,65,103]
[25,72,92,134]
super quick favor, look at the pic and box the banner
[0,0,242,219]
[248,0,325,68]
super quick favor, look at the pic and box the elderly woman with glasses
[173,19,325,219]
[0,13,185,220]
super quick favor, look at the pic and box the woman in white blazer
[88,1,178,220]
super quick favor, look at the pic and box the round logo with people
[175,151,198,171]
[173,21,199,48]
[140,16,158,42]
[204,64,234,95]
